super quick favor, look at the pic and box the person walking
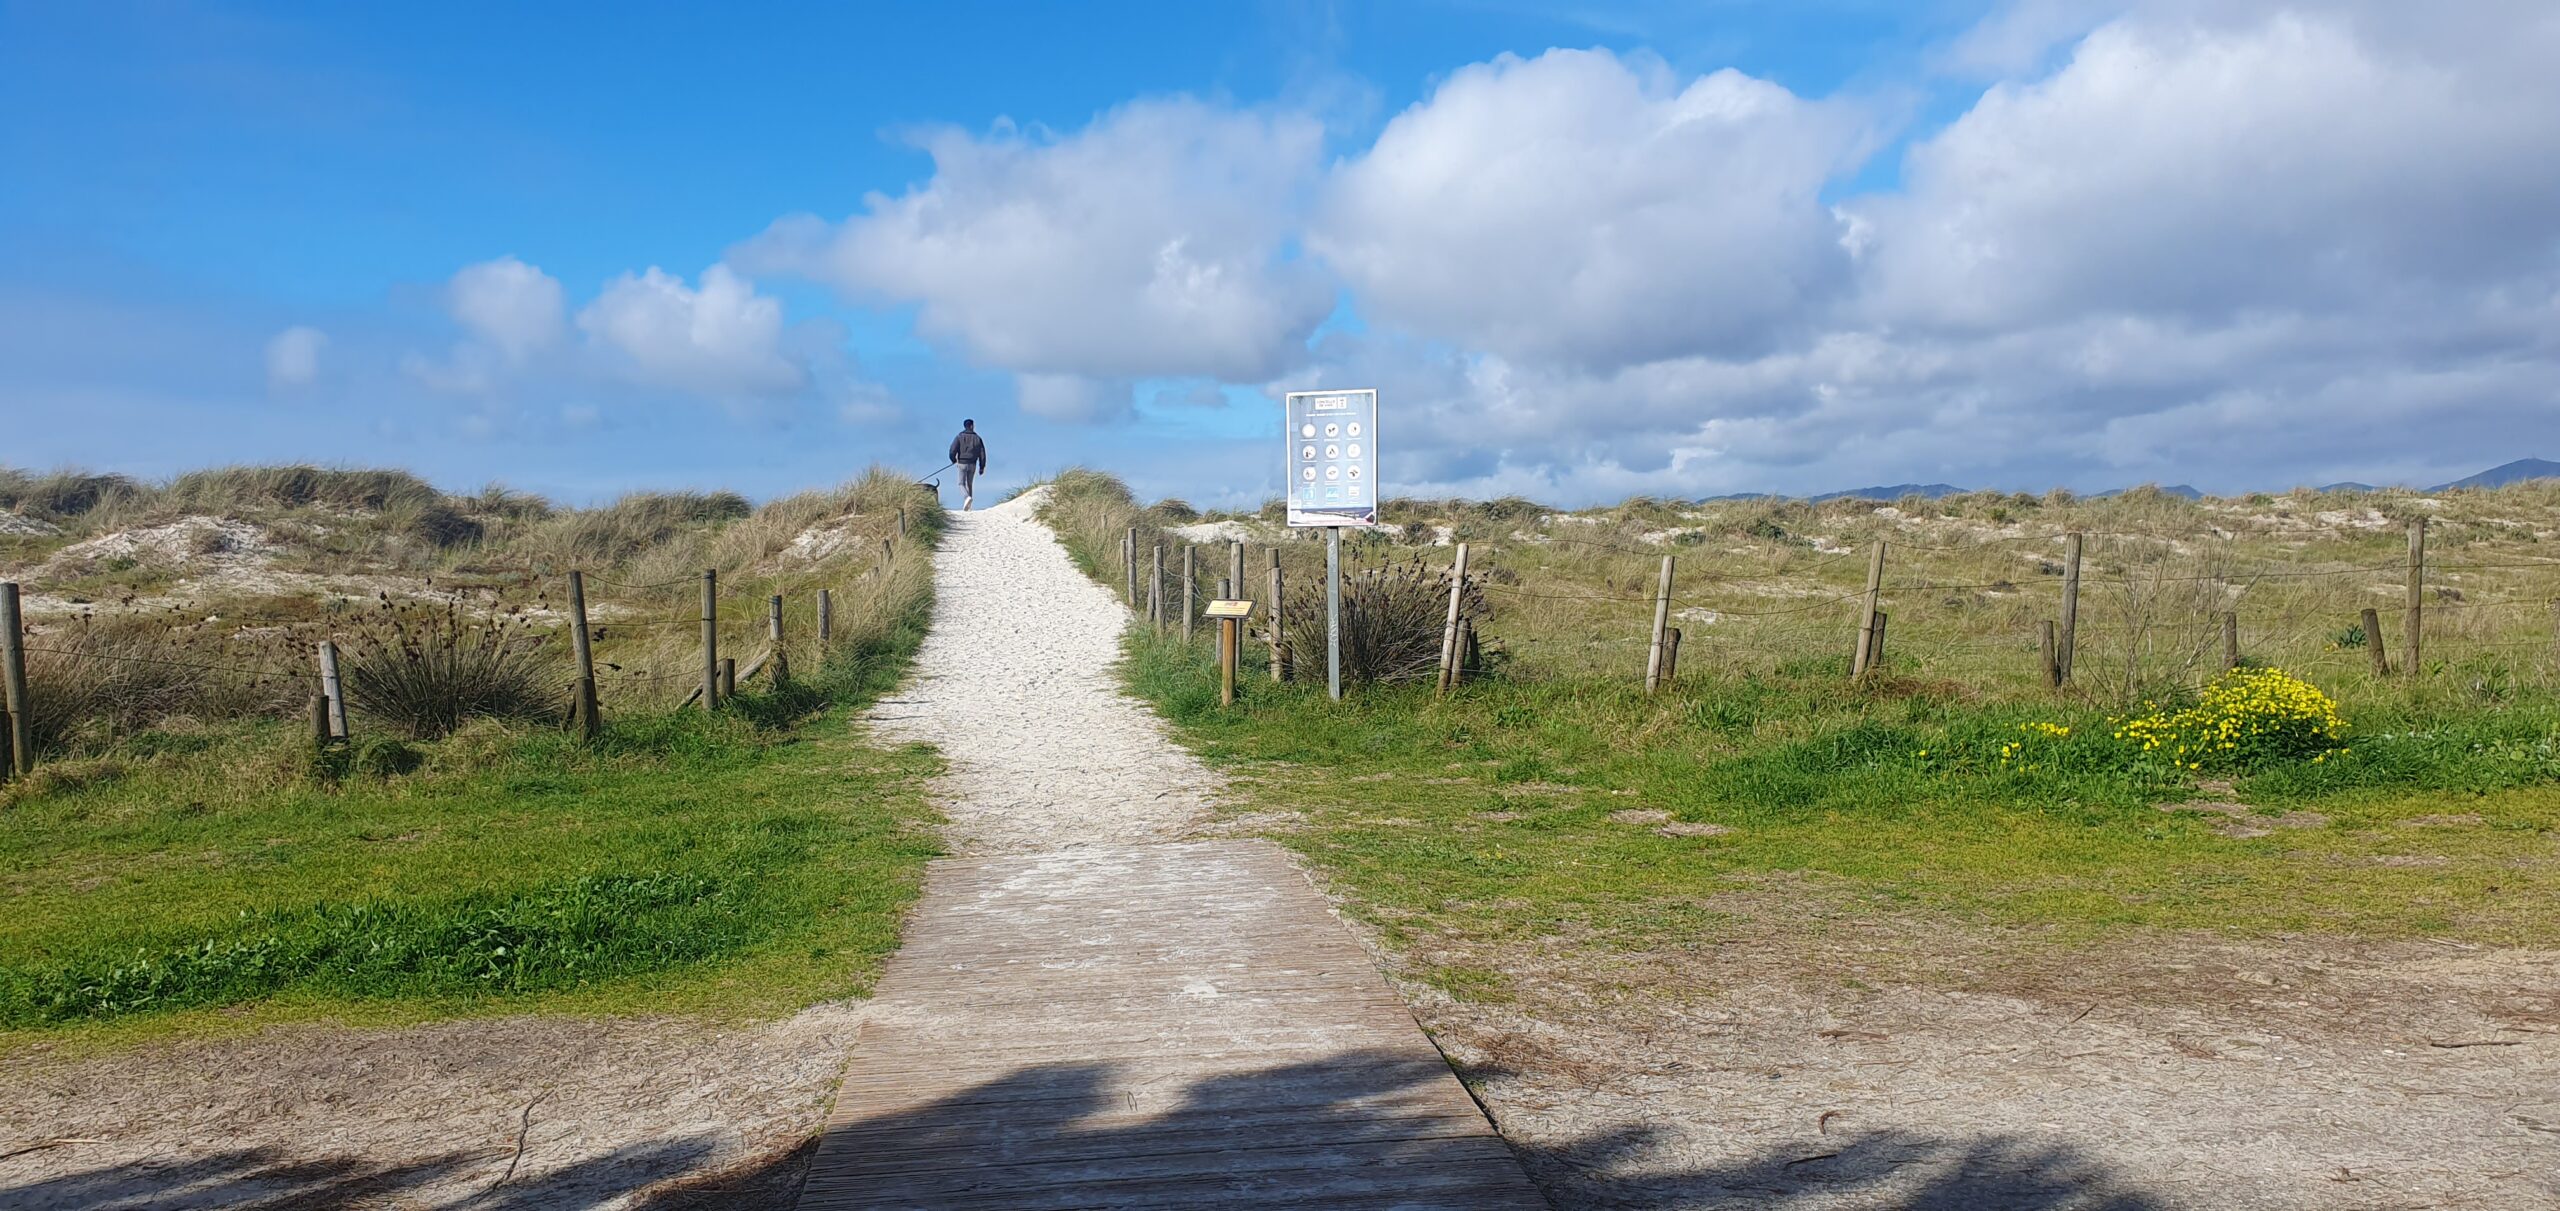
[948,419,988,511]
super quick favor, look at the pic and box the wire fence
[1102,515,2560,702]
[0,528,919,780]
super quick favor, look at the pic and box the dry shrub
[466,484,554,521]
[1279,554,1487,686]
[532,491,755,567]
[0,469,142,519]
[164,466,444,514]
[1035,469,1147,579]
[341,598,565,739]
[19,620,306,753]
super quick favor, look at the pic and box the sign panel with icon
[1283,389,1380,528]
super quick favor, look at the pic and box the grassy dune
[0,467,946,1046]
[1038,470,2560,1001]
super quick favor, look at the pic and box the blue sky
[6,1,2558,507]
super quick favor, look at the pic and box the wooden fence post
[308,694,331,753]
[1218,577,1237,706]
[1644,555,1675,693]
[0,582,28,776]
[2363,607,2390,677]
[1229,542,1245,610]
[2058,532,2083,684]
[1182,546,1196,642]
[1268,554,1286,682]
[2222,610,2240,671]
[818,589,833,650]
[720,657,737,700]
[897,507,908,537]
[702,569,720,710]
[1866,610,1888,672]
[1438,543,1471,694]
[2405,518,2426,679]
[568,570,600,740]
[1124,528,1138,606]
[2039,620,2061,689]
[1852,541,1886,681]
[1662,627,1682,689]
[1149,544,1165,628]
[768,594,789,687]
[1462,620,1479,677]
[0,707,12,784]
[317,639,348,740]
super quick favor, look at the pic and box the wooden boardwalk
[797,840,1546,1209]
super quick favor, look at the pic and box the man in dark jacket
[949,419,988,510]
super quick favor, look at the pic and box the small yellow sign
[1204,599,1255,619]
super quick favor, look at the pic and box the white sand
[871,489,1213,854]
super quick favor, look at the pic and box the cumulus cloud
[1852,5,2560,331]
[1291,4,2560,501]
[735,98,1333,387]
[575,265,806,397]
[264,325,325,390]
[447,256,566,362]
[1016,373,1131,423]
[1313,49,1870,370]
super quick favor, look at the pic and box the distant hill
[2429,458,2560,491]
[2091,484,2203,500]
[1806,483,1964,503]
[1687,459,2551,503]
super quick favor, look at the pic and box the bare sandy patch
[0,1007,865,1209]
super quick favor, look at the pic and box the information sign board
[1284,389,1379,528]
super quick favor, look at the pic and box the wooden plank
[801,1137,1534,1208]
[823,1085,1485,1135]
[797,840,1543,1210]
[825,1111,1498,1172]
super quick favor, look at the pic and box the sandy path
[0,491,1235,1211]
[870,488,1212,854]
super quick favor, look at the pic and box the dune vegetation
[0,465,946,1044]
[1038,470,2560,1002]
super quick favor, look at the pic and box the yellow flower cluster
[2114,666,2346,771]
[1998,721,2072,769]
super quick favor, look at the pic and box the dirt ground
[1402,914,2560,1209]
[8,925,2549,1210]
[0,1007,857,1209]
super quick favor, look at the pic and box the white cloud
[735,98,1333,387]
[1288,6,2560,501]
[575,265,806,397]
[1313,49,1870,370]
[447,256,565,362]
[1852,5,2560,330]
[264,325,325,390]
[1016,373,1130,423]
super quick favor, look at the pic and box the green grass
[1025,467,2560,1002]
[0,681,941,1047]
[0,487,949,1047]
[1120,632,2560,1000]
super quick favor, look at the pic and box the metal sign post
[1326,528,1342,699]
[1284,388,1379,702]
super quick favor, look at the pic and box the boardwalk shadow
[1,1053,2171,1210]
[762,1048,2172,1210]
[0,1138,722,1211]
